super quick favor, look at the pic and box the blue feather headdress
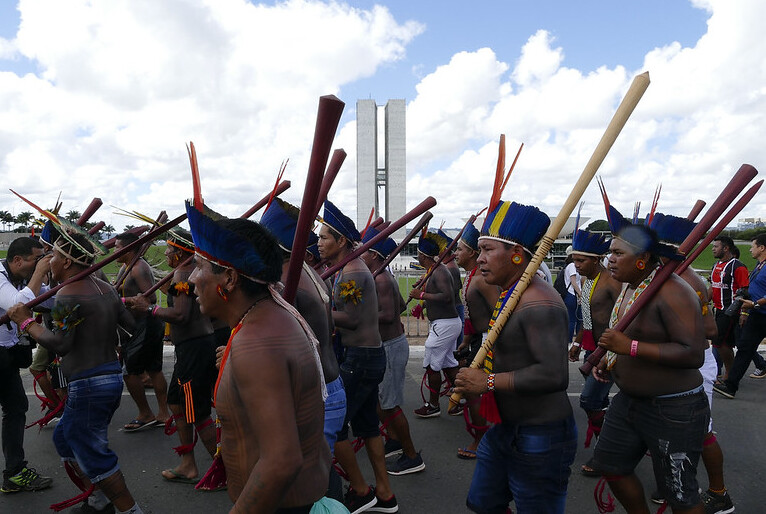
[260,197,301,253]
[362,226,397,259]
[646,212,696,247]
[306,232,321,261]
[418,230,449,258]
[437,228,454,249]
[318,200,361,242]
[479,201,550,253]
[571,202,610,257]
[459,223,480,252]
[186,201,277,283]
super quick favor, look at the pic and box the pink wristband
[152,305,160,317]
[18,317,36,333]
[630,339,639,357]
[420,292,425,300]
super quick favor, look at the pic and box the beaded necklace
[483,279,519,373]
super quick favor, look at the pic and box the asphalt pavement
[3,345,766,513]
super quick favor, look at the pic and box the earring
[512,254,522,265]
[636,259,646,270]
[217,284,229,301]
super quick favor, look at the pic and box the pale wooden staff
[450,71,651,408]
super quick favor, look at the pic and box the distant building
[737,217,765,231]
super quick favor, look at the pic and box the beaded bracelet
[18,317,36,333]
[487,373,496,392]
[630,339,639,357]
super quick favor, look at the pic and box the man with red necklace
[453,200,576,514]
[187,203,330,514]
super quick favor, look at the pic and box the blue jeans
[53,363,123,483]
[336,346,385,442]
[323,376,346,453]
[466,415,577,514]
[563,293,579,340]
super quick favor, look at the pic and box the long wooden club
[373,212,433,277]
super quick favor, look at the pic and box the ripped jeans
[591,389,710,510]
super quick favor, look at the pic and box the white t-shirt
[562,262,581,295]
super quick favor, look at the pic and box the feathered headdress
[318,200,361,242]
[418,230,449,258]
[260,197,301,253]
[361,226,397,259]
[646,212,696,248]
[480,201,550,252]
[459,223,480,252]
[571,202,610,257]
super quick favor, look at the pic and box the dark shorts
[713,310,738,348]
[167,334,217,423]
[337,346,385,442]
[466,415,577,514]
[591,389,710,510]
[122,316,164,375]
[54,361,123,483]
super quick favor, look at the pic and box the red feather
[9,189,59,223]
[488,135,506,214]
[597,176,611,222]
[264,160,288,213]
[646,183,662,226]
[360,207,375,238]
[187,142,203,212]
[499,142,523,195]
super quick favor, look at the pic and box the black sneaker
[413,403,440,418]
[386,452,425,476]
[701,489,735,514]
[70,502,116,513]
[344,485,377,514]
[749,368,766,379]
[384,438,403,458]
[650,490,665,505]
[368,486,399,513]
[0,467,53,493]
[713,382,736,399]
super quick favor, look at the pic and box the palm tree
[15,211,33,232]
[0,210,13,231]
[103,224,115,238]
[65,210,81,223]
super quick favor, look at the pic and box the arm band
[487,373,496,392]
[18,317,36,333]
[630,339,639,357]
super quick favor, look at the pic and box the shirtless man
[318,200,396,514]
[126,229,218,485]
[187,209,329,513]
[409,231,461,418]
[591,220,709,514]
[9,231,144,514]
[359,228,425,476]
[566,228,620,476]
[114,232,169,430]
[453,223,499,460]
[259,198,345,500]
[453,200,576,513]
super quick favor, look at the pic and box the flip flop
[162,469,199,484]
[580,464,601,477]
[457,447,477,460]
[123,419,157,432]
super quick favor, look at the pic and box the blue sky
[0,0,762,234]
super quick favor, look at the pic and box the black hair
[211,218,283,297]
[56,232,96,267]
[713,235,735,252]
[7,237,43,262]
[326,225,354,250]
[754,233,766,248]
[116,232,139,245]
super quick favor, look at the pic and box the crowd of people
[0,171,764,514]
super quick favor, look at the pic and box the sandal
[123,419,157,432]
[580,463,601,477]
[457,447,477,460]
[162,469,199,484]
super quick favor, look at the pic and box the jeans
[0,349,28,477]
[724,312,766,392]
[53,367,123,482]
[336,346,385,442]
[323,376,346,453]
[466,415,577,514]
[580,350,613,411]
[563,293,579,341]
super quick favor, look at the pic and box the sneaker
[70,503,116,513]
[344,485,377,514]
[650,490,665,505]
[384,439,403,458]
[701,489,735,514]
[413,403,441,418]
[386,452,425,476]
[447,403,464,416]
[713,382,736,399]
[1,467,53,493]
[749,368,766,379]
[368,488,399,513]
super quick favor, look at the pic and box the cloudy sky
[0,0,763,234]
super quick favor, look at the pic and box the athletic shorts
[713,310,738,348]
[591,389,709,510]
[122,316,164,375]
[29,345,52,372]
[337,346,385,442]
[379,333,409,410]
[166,334,217,423]
[423,317,462,371]
[700,345,717,432]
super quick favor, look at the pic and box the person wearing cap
[317,200,397,514]
[409,230,461,419]
[186,203,330,513]
[125,228,218,486]
[566,223,621,478]
[453,222,500,461]
[359,227,425,477]
[453,200,576,514]
[260,198,346,501]
[114,231,170,431]
[589,208,709,514]
[644,212,734,513]
[8,230,144,514]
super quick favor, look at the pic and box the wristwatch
[754,302,762,310]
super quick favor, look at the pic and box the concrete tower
[356,99,406,240]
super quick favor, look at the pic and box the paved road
[3,345,766,513]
